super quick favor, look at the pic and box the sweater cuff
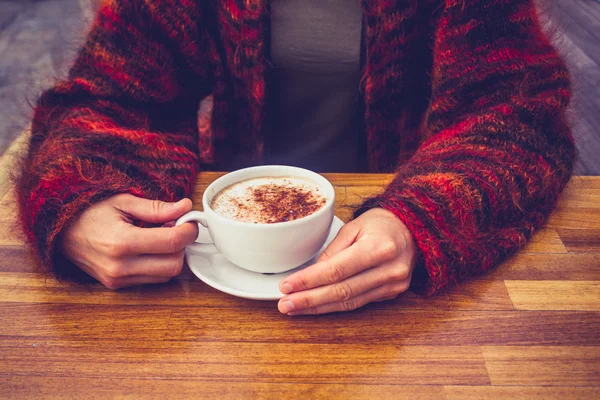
[354,196,450,295]
[20,170,151,280]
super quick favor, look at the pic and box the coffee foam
[211,177,328,224]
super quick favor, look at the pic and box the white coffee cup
[176,165,335,274]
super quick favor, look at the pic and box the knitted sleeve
[357,0,576,294]
[16,0,212,277]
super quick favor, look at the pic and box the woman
[16,0,575,315]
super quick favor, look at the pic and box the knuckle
[341,299,357,312]
[104,262,126,280]
[374,239,397,261]
[386,287,401,299]
[381,294,398,302]
[151,199,164,216]
[103,239,128,257]
[296,274,310,291]
[392,280,410,294]
[326,262,344,284]
[167,260,183,277]
[389,266,410,281]
[334,282,353,301]
[157,276,172,284]
[300,296,313,309]
[102,277,122,290]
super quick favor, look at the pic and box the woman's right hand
[61,194,199,289]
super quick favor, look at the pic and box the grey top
[264,0,365,172]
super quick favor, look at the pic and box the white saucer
[185,216,345,300]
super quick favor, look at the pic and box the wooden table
[1,173,599,399]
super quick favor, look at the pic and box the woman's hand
[61,194,199,289]
[277,208,416,315]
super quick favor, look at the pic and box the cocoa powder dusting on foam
[250,183,326,223]
[211,177,327,224]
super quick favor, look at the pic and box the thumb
[114,194,194,224]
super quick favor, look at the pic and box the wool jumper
[16,0,576,294]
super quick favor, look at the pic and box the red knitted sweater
[16,0,575,294]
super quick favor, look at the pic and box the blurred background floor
[0,0,598,174]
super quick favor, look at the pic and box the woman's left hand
[278,208,416,315]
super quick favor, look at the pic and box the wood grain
[0,271,514,311]
[482,346,600,386]
[489,253,600,281]
[163,308,600,345]
[505,281,600,311]
[558,228,600,253]
[0,303,597,345]
[521,229,567,254]
[0,339,489,385]
[0,303,172,340]
[444,386,600,400]
[0,376,447,400]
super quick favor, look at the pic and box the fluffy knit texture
[16,0,575,294]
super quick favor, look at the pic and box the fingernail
[280,281,293,294]
[279,300,294,314]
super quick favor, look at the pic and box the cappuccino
[211,177,328,224]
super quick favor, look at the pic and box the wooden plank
[522,229,567,254]
[0,376,447,400]
[396,280,514,311]
[0,246,35,273]
[0,303,171,340]
[555,188,600,209]
[482,346,600,386]
[505,281,600,311]
[0,304,597,345]
[194,172,395,188]
[162,308,600,345]
[0,339,489,385]
[562,177,600,188]
[345,186,386,206]
[491,253,600,281]
[568,208,599,234]
[323,173,394,187]
[0,271,514,311]
[558,229,600,253]
[445,386,600,400]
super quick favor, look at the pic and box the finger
[287,282,404,316]
[114,195,193,224]
[278,260,410,313]
[280,239,390,294]
[121,251,186,277]
[317,222,358,262]
[90,252,185,289]
[121,223,199,255]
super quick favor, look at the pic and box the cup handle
[176,211,213,244]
